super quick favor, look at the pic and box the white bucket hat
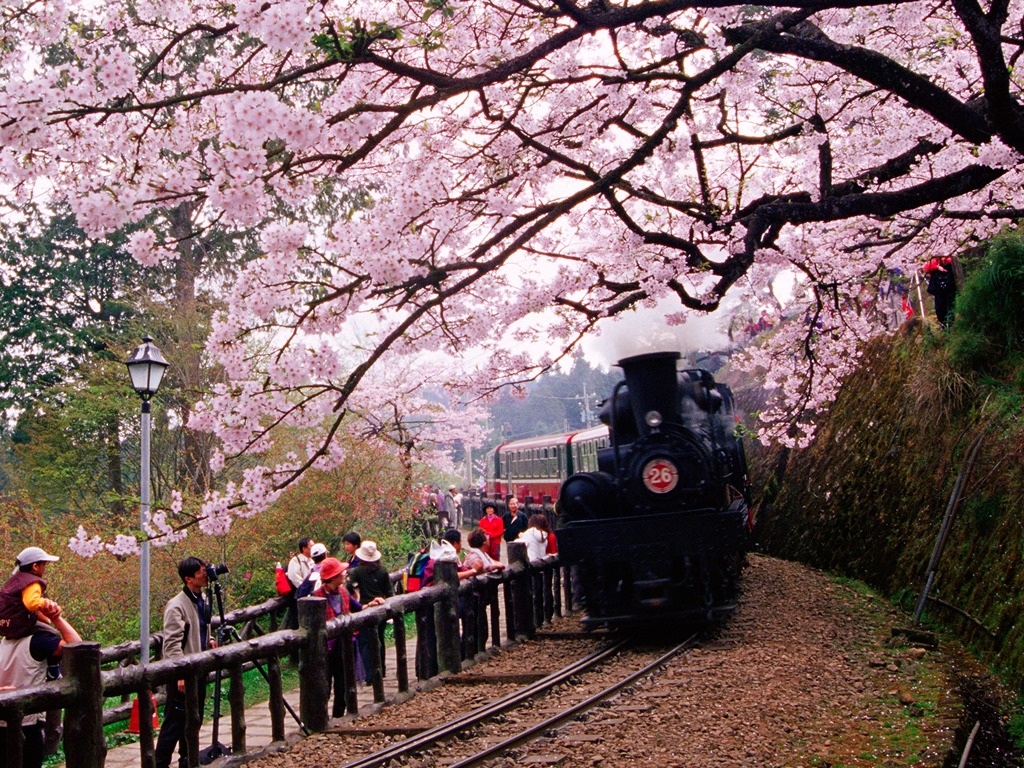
[355,541,382,562]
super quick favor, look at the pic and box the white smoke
[581,299,737,368]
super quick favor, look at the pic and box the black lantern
[124,335,169,400]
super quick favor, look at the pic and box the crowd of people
[0,493,554,768]
[268,496,556,719]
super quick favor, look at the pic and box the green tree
[949,233,1024,374]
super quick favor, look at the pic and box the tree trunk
[167,202,212,497]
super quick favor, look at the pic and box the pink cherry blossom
[3,0,1018,554]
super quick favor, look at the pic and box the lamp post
[125,335,169,664]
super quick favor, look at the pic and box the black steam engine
[557,351,751,627]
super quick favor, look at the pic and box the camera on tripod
[205,562,229,580]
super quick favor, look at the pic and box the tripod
[199,580,309,765]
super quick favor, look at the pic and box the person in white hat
[0,547,62,641]
[296,543,329,597]
[0,547,80,768]
[346,541,393,681]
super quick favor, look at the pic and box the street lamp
[125,335,169,664]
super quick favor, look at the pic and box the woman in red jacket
[478,503,504,561]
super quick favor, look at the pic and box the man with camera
[156,557,217,768]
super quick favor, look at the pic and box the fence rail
[0,543,572,768]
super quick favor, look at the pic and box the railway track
[337,635,698,768]
[249,556,969,767]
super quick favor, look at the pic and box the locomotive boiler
[556,351,751,627]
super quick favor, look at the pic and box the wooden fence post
[266,655,286,742]
[434,561,462,674]
[366,624,385,704]
[340,629,358,716]
[392,609,409,694]
[502,575,516,643]
[137,684,157,768]
[228,661,246,753]
[298,596,329,733]
[508,543,534,640]
[184,672,202,768]
[461,589,478,660]
[63,641,106,768]
[489,583,501,649]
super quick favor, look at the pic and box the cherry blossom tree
[2,0,1022,547]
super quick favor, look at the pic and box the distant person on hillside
[924,256,957,328]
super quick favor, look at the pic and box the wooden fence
[0,543,572,768]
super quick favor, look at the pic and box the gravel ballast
[249,555,980,768]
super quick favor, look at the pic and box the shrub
[949,232,1024,372]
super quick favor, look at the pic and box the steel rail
[448,635,698,767]
[339,639,630,768]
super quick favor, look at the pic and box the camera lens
[205,563,229,579]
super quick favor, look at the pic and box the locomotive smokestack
[617,351,682,437]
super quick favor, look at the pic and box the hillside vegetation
[747,231,1024,690]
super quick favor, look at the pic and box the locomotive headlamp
[645,410,663,428]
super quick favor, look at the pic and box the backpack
[296,571,319,599]
[274,563,293,597]
[401,549,430,593]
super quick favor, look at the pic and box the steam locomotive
[556,351,751,627]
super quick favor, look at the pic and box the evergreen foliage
[485,354,618,445]
[949,233,1024,373]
